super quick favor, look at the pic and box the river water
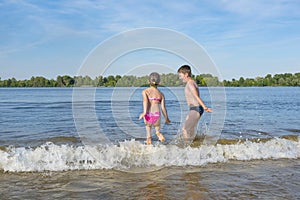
[0,87,299,199]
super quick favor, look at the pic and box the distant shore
[1,72,299,87]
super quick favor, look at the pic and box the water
[0,87,299,199]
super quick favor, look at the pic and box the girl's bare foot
[156,132,165,142]
[146,137,152,145]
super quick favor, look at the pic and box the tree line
[0,72,299,87]
[223,73,300,87]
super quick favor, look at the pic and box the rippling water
[0,87,299,199]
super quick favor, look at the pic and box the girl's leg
[155,126,165,142]
[146,125,152,145]
[182,110,200,139]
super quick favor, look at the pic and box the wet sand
[1,158,299,199]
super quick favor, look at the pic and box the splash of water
[0,137,299,172]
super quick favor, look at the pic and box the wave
[0,136,299,172]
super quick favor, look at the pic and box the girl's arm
[161,94,171,124]
[139,90,149,120]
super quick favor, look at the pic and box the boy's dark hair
[177,65,191,77]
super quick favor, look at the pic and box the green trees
[0,76,57,87]
[161,73,181,86]
[0,72,299,87]
[56,75,75,87]
[222,73,300,87]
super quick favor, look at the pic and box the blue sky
[0,0,299,80]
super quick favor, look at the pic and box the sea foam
[0,137,299,172]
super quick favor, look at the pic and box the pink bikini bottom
[145,112,160,125]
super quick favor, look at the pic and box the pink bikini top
[148,97,161,102]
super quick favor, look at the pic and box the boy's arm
[139,90,149,120]
[188,81,212,112]
[161,94,171,124]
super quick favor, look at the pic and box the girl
[139,72,171,145]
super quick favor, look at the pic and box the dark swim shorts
[190,106,204,116]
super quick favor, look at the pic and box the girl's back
[144,87,163,113]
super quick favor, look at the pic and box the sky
[0,0,300,80]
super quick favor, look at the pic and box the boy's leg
[182,110,200,139]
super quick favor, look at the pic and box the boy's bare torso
[184,80,200,107]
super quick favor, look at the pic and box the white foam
[0,138,299,172]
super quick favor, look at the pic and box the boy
[177,65,212,140]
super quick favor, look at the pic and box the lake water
[0,87,299,199]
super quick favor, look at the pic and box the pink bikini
[148,97,161,101]
[145,112,160,124]
[145,97,161,125]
